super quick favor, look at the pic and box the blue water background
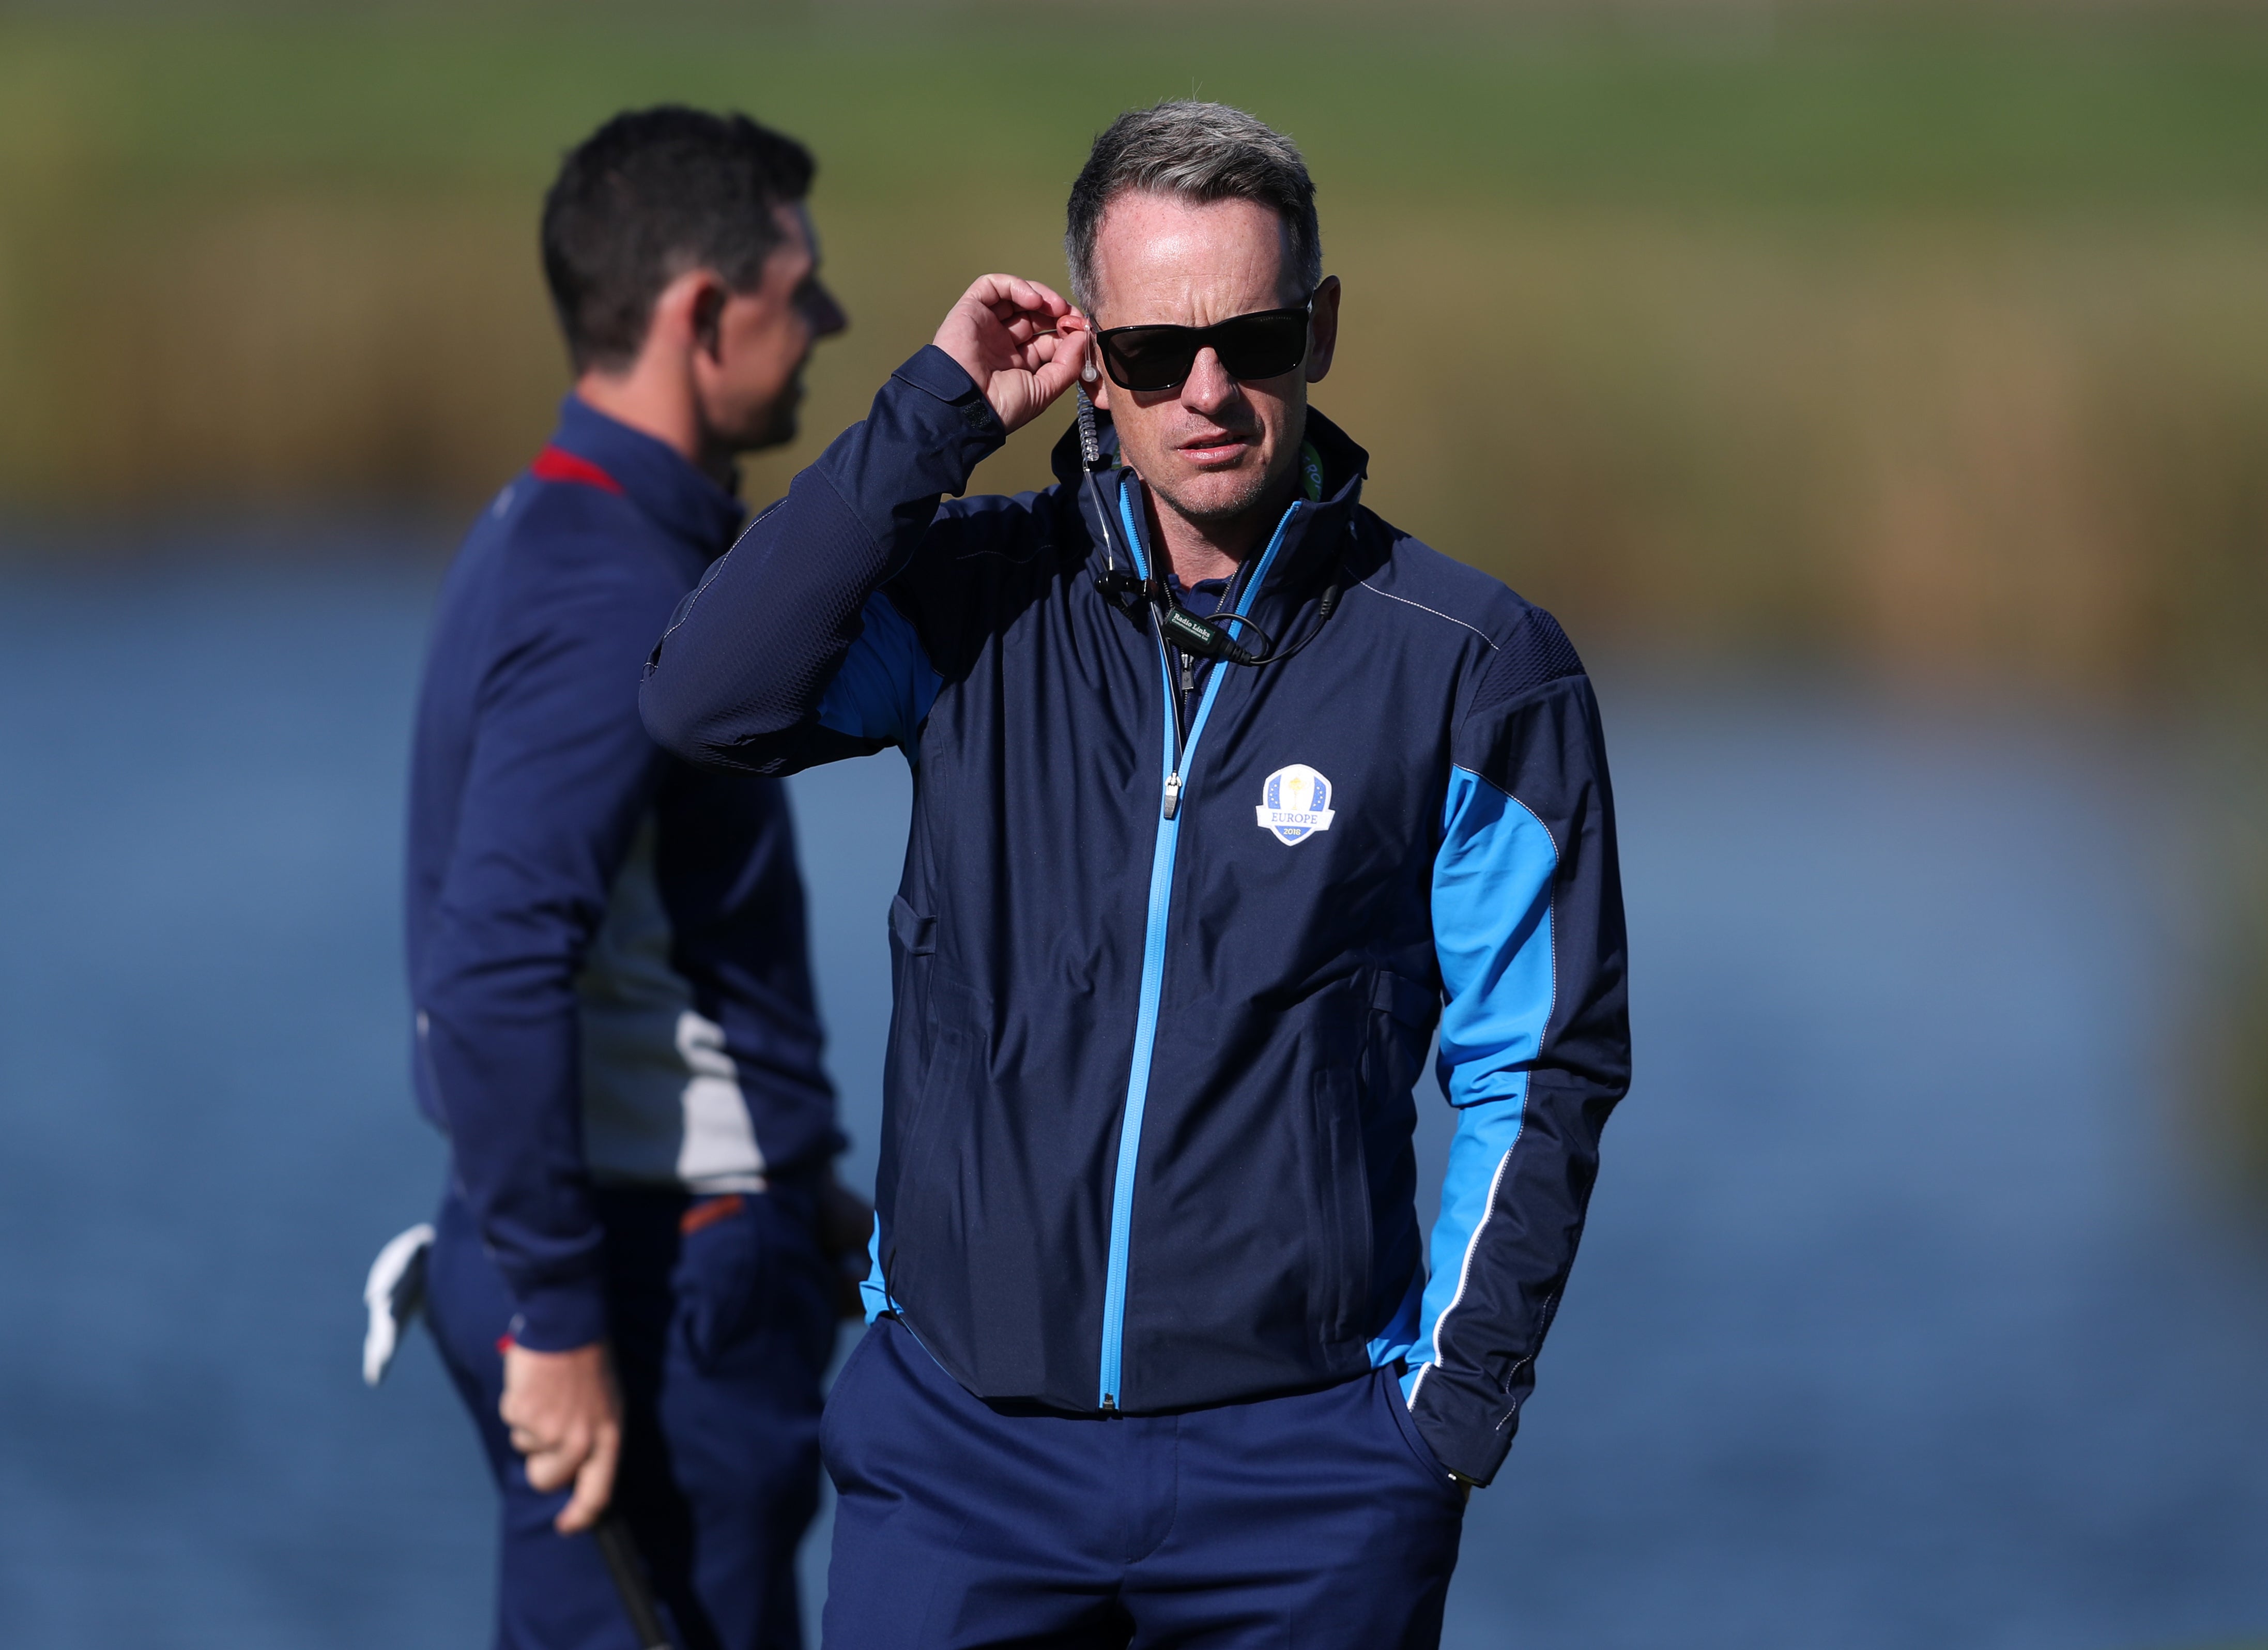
[2,557,2265,1648]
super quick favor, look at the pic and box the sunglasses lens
[1099,304,1312,392]
[1102,329,1197,393]
[1214,313,1310,381]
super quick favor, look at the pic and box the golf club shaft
[593,1509,677,1650]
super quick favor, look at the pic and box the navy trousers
[822,1318,1467,1649]
[427,1182,837,1650]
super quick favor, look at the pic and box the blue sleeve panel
[412,514,686,1352]
[1404,613,1631,1486]
[817,592,943,750]
[640,346,999,773]
[1405,771,1557,1403]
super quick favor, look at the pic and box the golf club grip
[593,1510,677,1650]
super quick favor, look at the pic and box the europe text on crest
[1254,764,1336,845]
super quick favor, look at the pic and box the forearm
[640,346,1001,767]
[422,959,607,1350]
[1409,1073,1617,1484]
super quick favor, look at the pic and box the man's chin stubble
[1155,464,1276,528]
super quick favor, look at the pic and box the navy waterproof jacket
[406,398,839,1352]
[640,347,1629,1485]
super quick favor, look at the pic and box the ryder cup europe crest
[1255,765,1336,845]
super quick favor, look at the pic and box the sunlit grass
[2,4,2264,699]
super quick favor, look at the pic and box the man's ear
[1305,275,1342,385]
[1074,301,1110,410]
[1085,346,1111,413]
[689,278,727,363]
[647,269,727,363]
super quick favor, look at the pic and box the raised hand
[931,274,1092,435]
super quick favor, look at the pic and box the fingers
[933,276,1093,433]
[968,275,1074,358]
[554,1418,621,1534]
[963,271,1071,323]
[520,1423,589,1493]
[1028,326,1093,407]
[512,1402,622,1529]
[498,1340,622,1527]
[500,1387,541,1455]
[936,274,1068,401]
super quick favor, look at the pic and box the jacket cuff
[1409,1360,1521,1487]
[891,342,984,404]
[883,346,1005,497]
[505,1279,609,1353]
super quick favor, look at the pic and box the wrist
[894,344,991,410]
[505,1280,609,1354]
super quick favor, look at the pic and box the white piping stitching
[1355,580,1500,650]
[1413,1140,1521,1404]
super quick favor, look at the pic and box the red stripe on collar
[529,445,624,495]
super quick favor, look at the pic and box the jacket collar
[1289,407,1371,571]
[1050,404,1369,592]
[547,395,747,556]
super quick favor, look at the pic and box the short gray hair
[1064,101,1321,316]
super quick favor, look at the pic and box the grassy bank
[2,8,2266,692]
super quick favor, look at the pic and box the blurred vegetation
[1,3,2264,700]
[2,2,2264,1164]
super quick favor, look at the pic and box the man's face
[1085,191,1336,532]
[700,202,847,453]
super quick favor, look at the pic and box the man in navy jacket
[641,102,1630,1647]
[405,108,853,1650]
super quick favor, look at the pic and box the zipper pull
[1162,772,1182,819]
[1179,651,1194,695]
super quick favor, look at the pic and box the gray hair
[1064,101,1321,316]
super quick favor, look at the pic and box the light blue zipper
[1095,477,1298,1410]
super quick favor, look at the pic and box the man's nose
[1181,347,1238,415]
[807,283,848,339]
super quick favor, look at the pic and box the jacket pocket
[886,896,938,1056]
[888,894,937,958]
[881,896,940,1201]
[882,979,978,1293]
[1365,968,1439,1104]
[1307,1065,1373,1346]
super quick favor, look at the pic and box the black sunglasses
[1095,294,1314,394]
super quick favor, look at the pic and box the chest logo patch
[1256,764,1336,845]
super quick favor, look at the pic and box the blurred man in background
[401,106,854,1650]
[641,101,1629,1648]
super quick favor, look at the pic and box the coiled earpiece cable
[1076,384,1347,669]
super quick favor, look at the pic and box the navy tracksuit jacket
[407,398,842,1650]
[640,346,1630,1488]
[406,396,841,1352]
